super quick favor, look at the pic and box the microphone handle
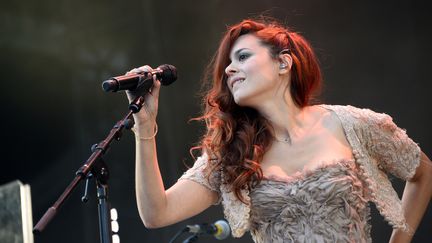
[112,73,141,91]
[103,73,154,92]
[187,224,217,234]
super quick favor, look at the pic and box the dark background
[1,0,431,242]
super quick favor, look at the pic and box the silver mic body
[186,219,230,240]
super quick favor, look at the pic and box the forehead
[229,34,265,57]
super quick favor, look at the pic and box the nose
[225,62,238,76]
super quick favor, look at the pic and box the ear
[278,53,293,75]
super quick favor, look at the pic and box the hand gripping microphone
[102,64,177,92]
[186,219,231,240]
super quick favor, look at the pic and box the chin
[233,94,245,105]
[231,89,260,107]
[233,96,254,108]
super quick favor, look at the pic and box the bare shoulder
[313,105,348,142]
[313,105,342,130]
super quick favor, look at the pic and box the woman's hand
[125,65,161,133]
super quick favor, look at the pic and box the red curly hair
[192,18,322,203]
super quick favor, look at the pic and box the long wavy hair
[192,18,322,203]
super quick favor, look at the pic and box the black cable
[182,233,198,243]
[168,227,189,243]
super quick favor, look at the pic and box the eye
[238,53,250,62]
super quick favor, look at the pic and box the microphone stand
[33,96,146,243]
[183,234,199,243]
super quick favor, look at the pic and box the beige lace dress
[179,105,421,242]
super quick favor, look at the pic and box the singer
[126,18,432,242]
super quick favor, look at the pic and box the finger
[126,68,140,75]
[136,65,153,73]
[126,65,153,75]
[151,77,162,100]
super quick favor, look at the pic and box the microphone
[186,219,230,240]
[102,64,177,92]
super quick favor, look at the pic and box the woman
[126,19,432,242]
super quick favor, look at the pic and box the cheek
[225,80,234,95]
[248,56,276,75]
[243,59,260,73]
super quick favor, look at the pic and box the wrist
[133,121,156,131]
[132,113,157,127]
[131,123,158,140]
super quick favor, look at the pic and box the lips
[229,77,245,89]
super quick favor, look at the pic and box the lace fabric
[178,153,222,204]
[321,105,421,233]
[178,105,421,238]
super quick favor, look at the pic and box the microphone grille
[214,220,230,240]
[157,64,177,86]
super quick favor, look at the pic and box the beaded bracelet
[130,123,158,140]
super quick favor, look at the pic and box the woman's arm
[389,151,432,243]
[127,66,218,228]
[134,135,218,228]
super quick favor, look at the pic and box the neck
[255,93,314,143]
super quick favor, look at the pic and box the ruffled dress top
[249,159,371,243]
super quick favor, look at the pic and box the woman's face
[225,34,284,108]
